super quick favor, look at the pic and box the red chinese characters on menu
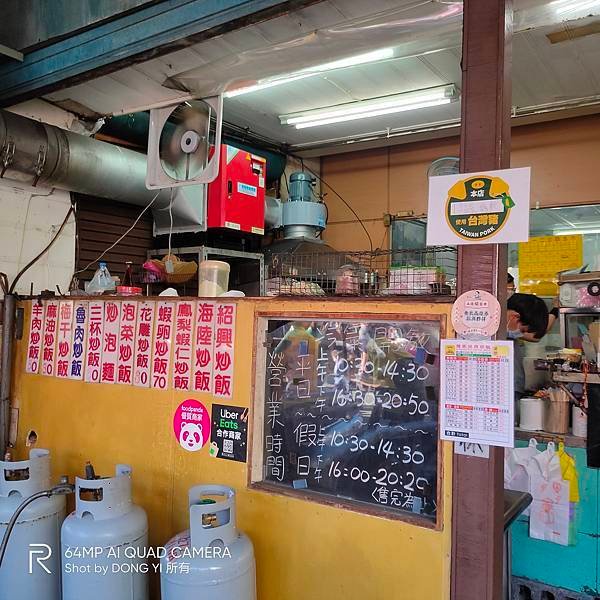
[117,301,138,385]
[69,301,88,380]
[85,301,104,383]
[213,303,236,399]
[25,302,45,374]
[152,301,175,390]
[172,301,195,391]
[193,301,215,393]
[55,301,74,379]
[100,301,121,384]
[133,301,155,387]
[41,300,59,376]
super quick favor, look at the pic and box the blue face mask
[507,329,523,340]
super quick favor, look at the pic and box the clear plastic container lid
[199,260,230,273]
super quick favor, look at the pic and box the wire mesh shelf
[266,247,457,297]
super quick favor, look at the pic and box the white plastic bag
[529,472,571,546]
[504,438,539,493]
[85,262,115,295]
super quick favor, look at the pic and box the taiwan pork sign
[426,167,530,245]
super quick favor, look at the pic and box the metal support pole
[451,1,513,599]
[0,294,16,454]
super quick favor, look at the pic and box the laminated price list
[439,339,514,448]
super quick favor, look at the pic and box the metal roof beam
[0,44,23,62]
[0,0,322,108]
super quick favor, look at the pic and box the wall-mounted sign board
[251,315,444,525]
[440,339,514,448]
[518,234,583,296]
[427,167,530,246]
[25,299,236,398]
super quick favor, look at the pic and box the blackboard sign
[260,318,441,522]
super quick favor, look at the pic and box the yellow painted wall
[13,298,453,600]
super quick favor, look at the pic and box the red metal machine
[207,145,266,234]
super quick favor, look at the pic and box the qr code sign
[223,439,234,454]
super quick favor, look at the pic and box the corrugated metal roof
[42,0,600,151]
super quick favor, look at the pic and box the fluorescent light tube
[224,48,394,98]
[552,0,600,15]
[280,85,458,129]
[556,228,600,235]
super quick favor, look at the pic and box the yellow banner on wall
[518,234,583,295]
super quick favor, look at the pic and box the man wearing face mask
[507,273,516,296]
[507,293,549,424]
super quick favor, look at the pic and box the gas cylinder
[61,463,148,600]
[161,485,256,600]
[0,449,65,600]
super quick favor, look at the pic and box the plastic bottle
[122,261,134,287]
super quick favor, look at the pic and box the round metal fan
[427,156,460,177]
[159,99,211,182]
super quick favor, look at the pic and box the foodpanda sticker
[173,399,211,452]
[426,167,530,246]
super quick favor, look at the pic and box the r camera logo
[29,544,52,574]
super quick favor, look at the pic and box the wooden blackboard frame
[248,309,447,531]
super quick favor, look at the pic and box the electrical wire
[298,162,373,252]
[9,204,75,295]
[283,170,290,197]
[378,224,389,251]
[72,191,160,282]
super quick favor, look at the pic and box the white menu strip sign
[100,301,121,384]
[193,301,216,393]
[213,303,236,399]
[85,301,105,384]
[55,300,74,379]
[41,300,59,376]
[69,301,88,380]
[152,301,175,390]
[173,301,195,391]
[25,302,45,374]
[117,301,138,385]
[134,301,155,388]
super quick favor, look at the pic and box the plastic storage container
[0,449,65,600]
[61,464,148,600]
[161,485,255,600]
[198,260,230,297]
[519,397,544,431]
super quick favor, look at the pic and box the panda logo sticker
[173,399,211,452]
[445,175,515,241]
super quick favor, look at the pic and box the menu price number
[327,461,430,492]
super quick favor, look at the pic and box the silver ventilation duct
[0,109,205,234]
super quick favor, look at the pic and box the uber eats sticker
[427,167,530,246]
[210,404,248,462]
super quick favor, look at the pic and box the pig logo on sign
[179,422,204,452]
